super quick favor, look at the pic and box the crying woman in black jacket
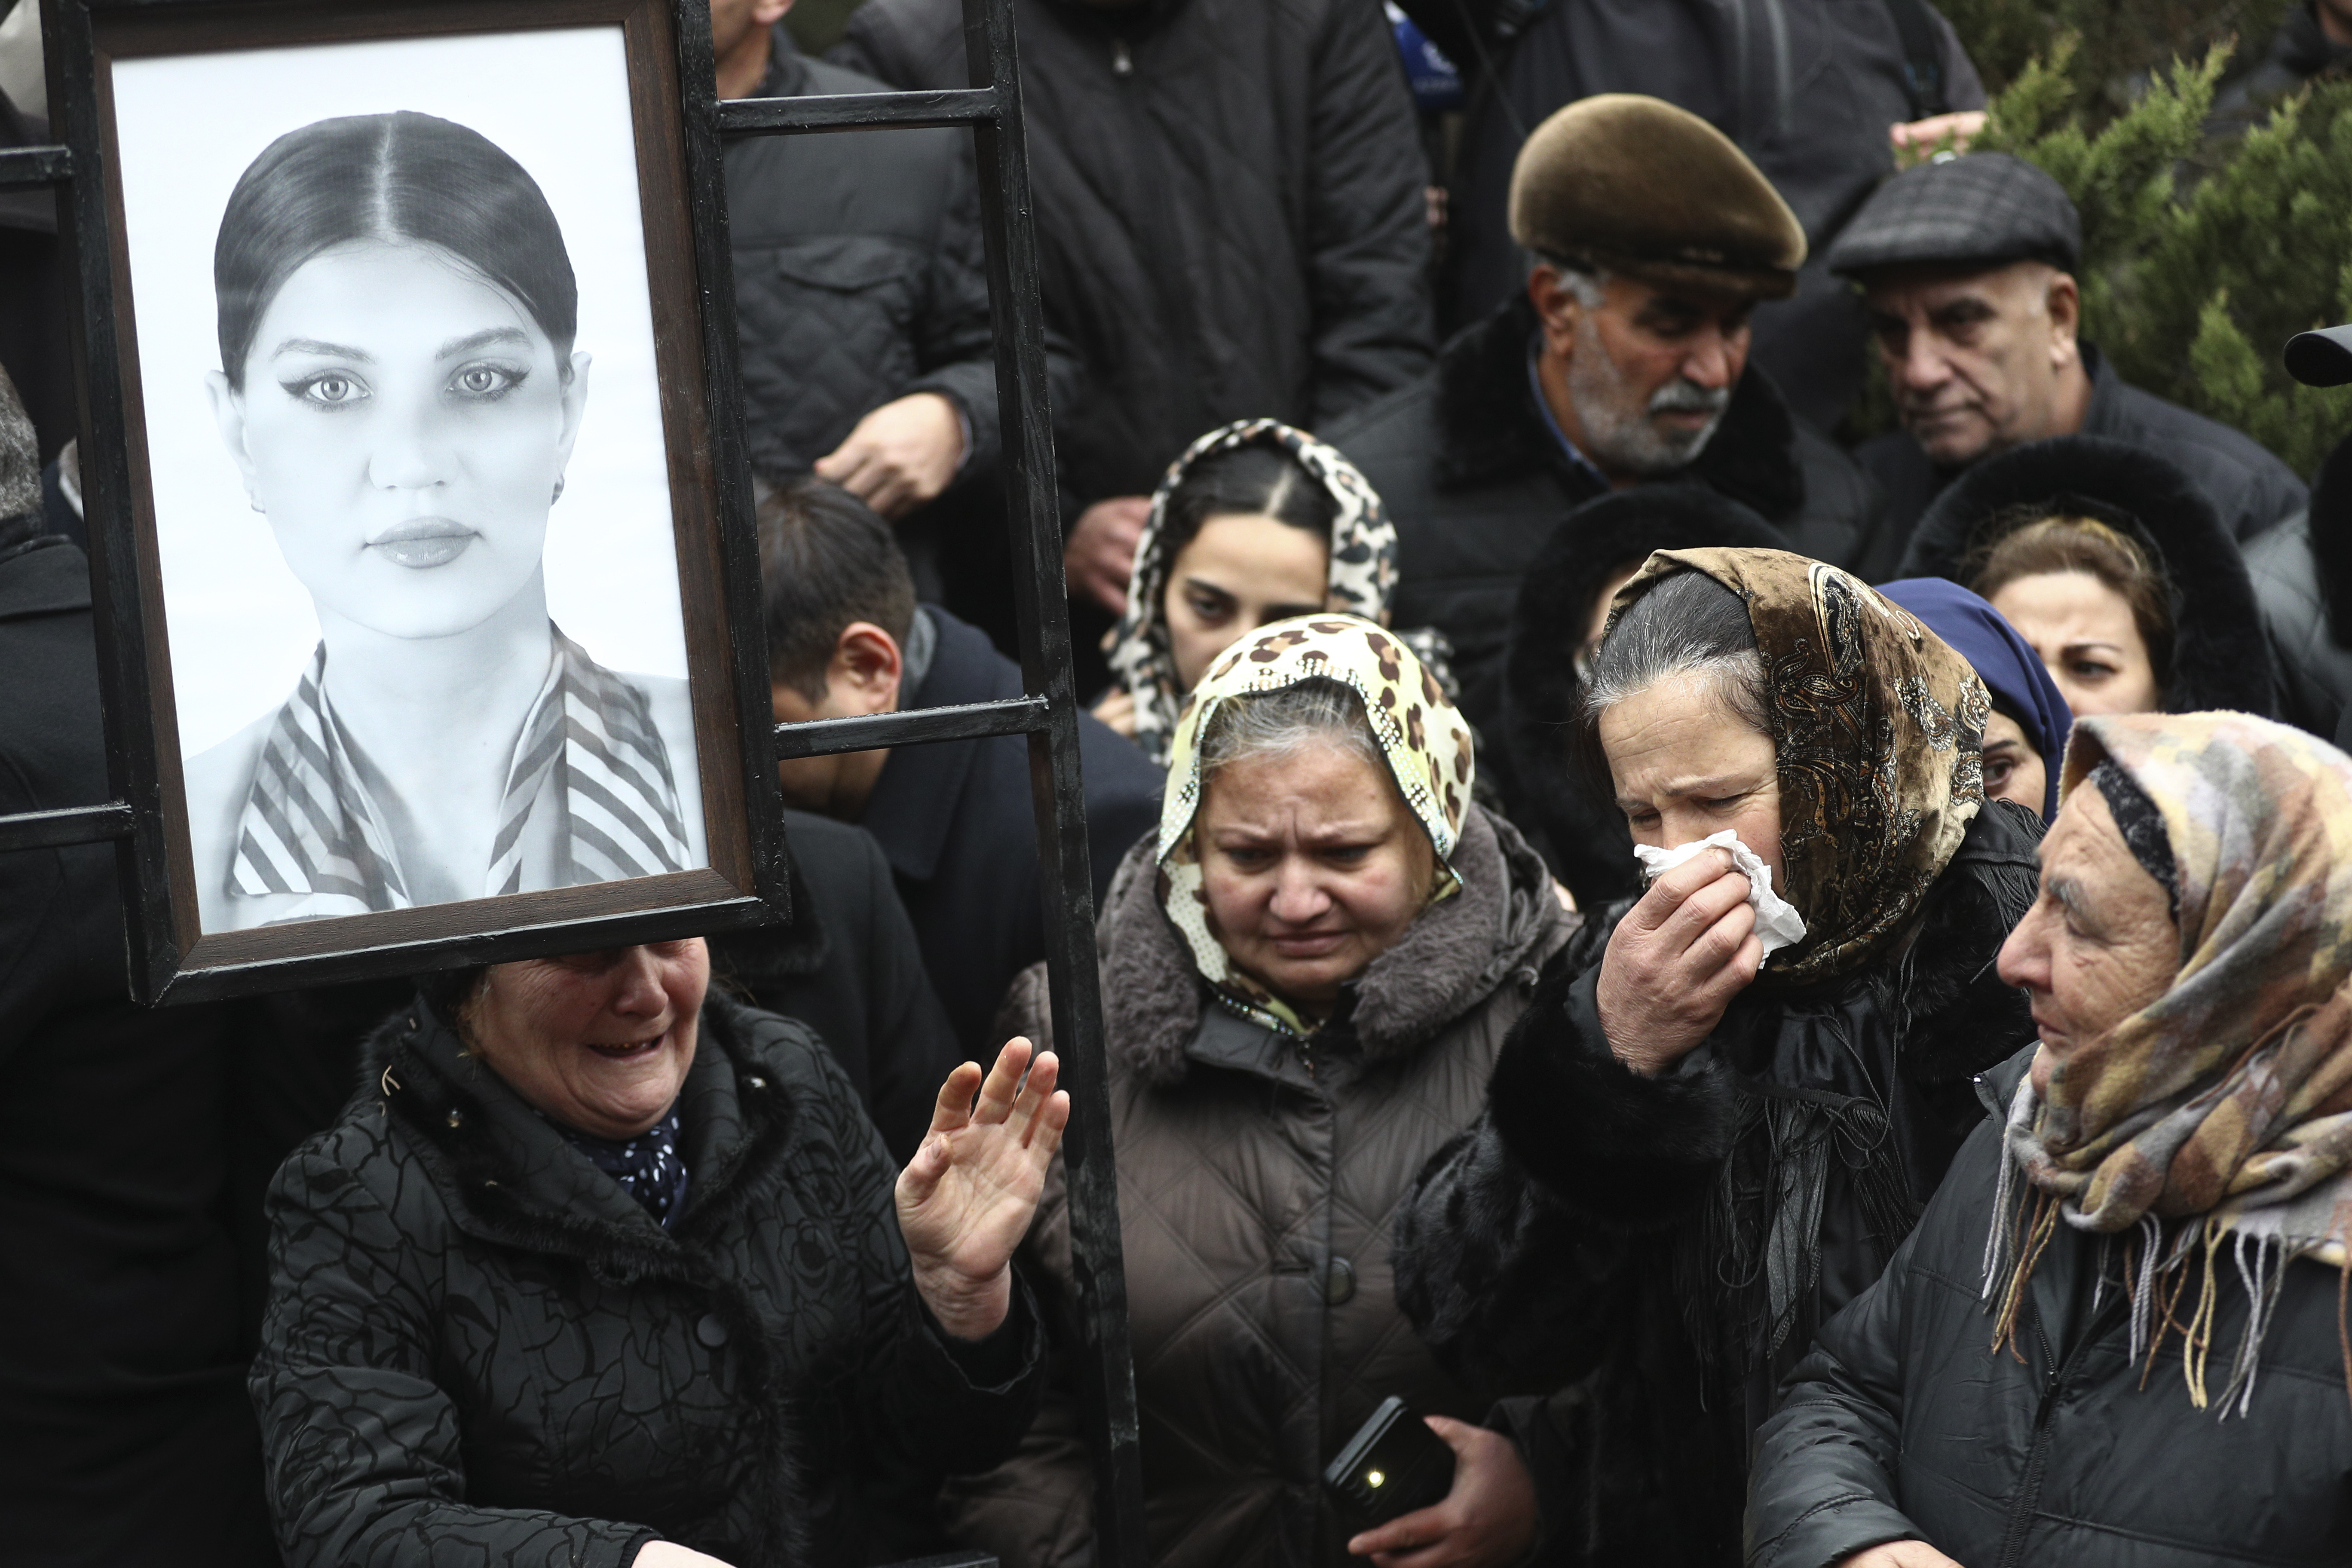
[1387,548,2042,1568]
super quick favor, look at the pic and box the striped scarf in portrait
[226,628,692,914]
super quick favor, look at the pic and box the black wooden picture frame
[12,0,1148,1555]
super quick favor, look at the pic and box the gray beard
[1566,328,1731,479]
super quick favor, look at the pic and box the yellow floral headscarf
[1156,614,1473,1037]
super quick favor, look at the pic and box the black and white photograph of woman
[107,30,707,933]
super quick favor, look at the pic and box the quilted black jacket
[1748,1050,2352,1567]
[835,0,1434,509]
[249,994,1043,1568]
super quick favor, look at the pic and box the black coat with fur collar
[249,995,1042,1568]
[1389,799,2043,1568]
[944,806,1574,1568]
[1897,435,2276,718]
[1323,296,1885,812]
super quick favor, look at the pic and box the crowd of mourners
[11,0,2352,1565]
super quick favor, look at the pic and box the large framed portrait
[61,0,786,998]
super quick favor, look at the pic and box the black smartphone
[1321,1396,1456,1530]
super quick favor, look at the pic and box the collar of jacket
[360,992,794,1279]
[859,605,1001,885]
[1099,805,1569,1087]
[0,535,86,621]
[1431,294,1807,524]
[751,20,813,98]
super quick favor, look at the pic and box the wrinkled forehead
[1860,257,2054,318]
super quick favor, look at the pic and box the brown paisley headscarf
[1613,548,1991,988]
[1155,614,1473,1038]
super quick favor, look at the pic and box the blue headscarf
[1880,577,2070,821]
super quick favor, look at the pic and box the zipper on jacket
[1993,1295,2124,1568]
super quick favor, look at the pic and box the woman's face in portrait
[1162,511,1330,694]
[1194,741,1434,1011]
[208,239,591,641]
[1600,671,1785,890]
[1988,571,2161,717]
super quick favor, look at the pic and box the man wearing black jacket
[755,480,1163,1052]
[0,369,276,1565]
[833,0,1435,646]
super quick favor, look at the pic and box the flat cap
[1826,152,2080,277]
[1509,95,1805,302]
[2286,324,2352,386]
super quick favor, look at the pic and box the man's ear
[1527,265,1584,362]
[760,0,794,20]
[2046,270,2082,364]
[833,622,904,716]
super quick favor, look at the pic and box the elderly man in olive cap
[1329,93,1883,815]
[1837,152,2306,579]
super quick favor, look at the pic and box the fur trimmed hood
[1500,484,1790,908]
[1095,805,1567,1087]
[1432,294,1807,526]
[1898,434,2276,716]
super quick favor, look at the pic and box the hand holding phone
[1333,1406,1540,1568]
[1323,1396,1456,1530]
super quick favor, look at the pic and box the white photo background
[111,26,692,761]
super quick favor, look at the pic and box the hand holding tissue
[1631,830,1808,958]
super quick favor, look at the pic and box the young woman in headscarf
[1386,550,2045,1566]
[1093,419,1453,766]
[1749,712,2352,1568]
[946,616,1574,1568]
[1880,576,2073,822]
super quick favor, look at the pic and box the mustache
[1648,379,1731,416]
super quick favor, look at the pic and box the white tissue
[1630,830,1808,957]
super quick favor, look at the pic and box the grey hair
[1580,569,1771,737]
[1528,250,1608,309]
[1197,676,1381,779]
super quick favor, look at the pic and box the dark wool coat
[1498,485,1791,905]
[1860,344,2307,578]
[2245,428,2352,740]
[1323,294,1885,806]
[1390,801,2044,1568]
[1748,1051,2352,1567]
[862,606,1164,1054]
[1400,0,1984,432]
[249,996,1043,1568]
[1896,434,2278,718]
[834,0,1435,509]
[0,533,276,1567]
[944,807,1574,1568]
[710,807,961,1164]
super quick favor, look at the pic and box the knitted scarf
[1155,614,1472,1038]
[1984,711,2352,1414]
[1107,420,1399,767]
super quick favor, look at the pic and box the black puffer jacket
[1390,799,2043,1568]
[1747,1050,2352,1567]
[249,996,1043,1568]
[1499,485,1792,904]
[2244,429,2352,739]
[724,31,1002,487]
[1897,434,2278,717]
[835,0,1434,510]
[1325,295,1884,787]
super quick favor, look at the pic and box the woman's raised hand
[1594,848,1763,1076]
[894,1038,1071,1341]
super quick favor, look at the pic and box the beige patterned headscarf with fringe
[1985,711,2352,1415]
[1155,614,1473,1038]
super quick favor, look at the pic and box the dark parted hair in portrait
[1898,434,2277,720]
[1750,713,2352,1568]
[947,615,1574,1568]
[186,110,702,932]
[1390,551,2043,1567]
[756,479,1163,1053]
[1498,482,1786,909]
[0,366,276,1565]
[249,945,1063,1567]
